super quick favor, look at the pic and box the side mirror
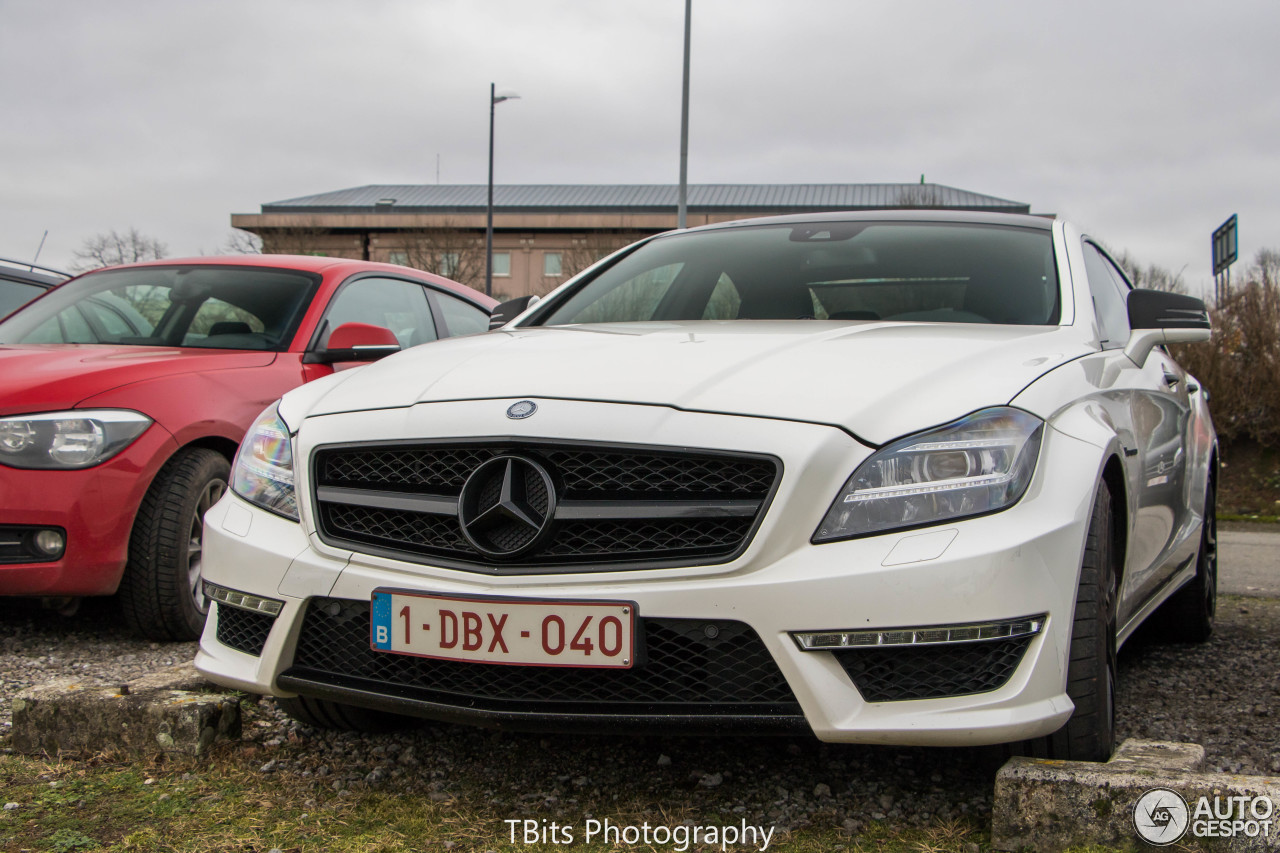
[303,322,401,364]
[488,294,540,330]
[1123,289,1211,365]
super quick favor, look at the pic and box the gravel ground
[1,593,1277,837]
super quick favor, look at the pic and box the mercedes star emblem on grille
[506,400,537,419]
[457,455,556,558]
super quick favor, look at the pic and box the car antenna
[30,230,48,270]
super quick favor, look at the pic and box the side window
[431,291,490,337]
[543,252,563,278]
[26,307,95,344]
[1082,243,1130,348]
[189,298,265,336]
[81,300,138,340]
[701,273,742,320]
[321,277,437,349]
[0,281,44,317]
[492,252,511,277]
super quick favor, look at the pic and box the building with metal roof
[231,183,1032,300]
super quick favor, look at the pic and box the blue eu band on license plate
[370,589,636,669]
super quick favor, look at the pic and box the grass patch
[1220,512,1280,524]
[0,746,1018,853]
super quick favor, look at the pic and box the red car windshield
[0,265,318,351]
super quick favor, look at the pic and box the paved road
[1220,524,1280,597]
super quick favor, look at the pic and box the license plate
[370,589,636,668]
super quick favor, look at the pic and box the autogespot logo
[1133,788,1190,845]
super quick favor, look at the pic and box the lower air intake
[834,636,1032,702]
[215,604,276,657]
[285,597,801,717]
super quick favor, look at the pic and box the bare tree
[222,229,263,254]
[1252,248,1280,288]
[72,227,168,271]
[258,218,332,256]
[894,184,946,208]
[1173,248,1280,445]
[559,231,634,282]
[389,222,487,291]
[1111,249,1186,293]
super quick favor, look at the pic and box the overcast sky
[2,0,1276,293]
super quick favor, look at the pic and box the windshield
[0,265,318,351]
[536,221,1059,326]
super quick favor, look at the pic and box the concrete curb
[8,662,242,757]
[993,739,1280,851]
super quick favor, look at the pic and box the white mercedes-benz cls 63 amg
[196,211,1216,761]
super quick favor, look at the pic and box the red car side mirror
[304,322,401,364]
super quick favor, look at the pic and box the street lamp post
[486,83,519,298]
[677,0,691,229]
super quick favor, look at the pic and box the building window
[492,252,511,277]
[544,252,563,277]
[387,251,408,266]
[438,252,460,278]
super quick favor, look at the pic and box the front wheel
[1028,482,1118,762]
[119,447,229,641]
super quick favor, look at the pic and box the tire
[119,448,230,641]
[1028,482,1118,762]
[1152,479,1217,643]
[276,695,415,733]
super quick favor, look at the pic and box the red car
[0,255,496,640]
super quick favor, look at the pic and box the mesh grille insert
[285,597,800,716]
[215,604,277,657]
[834,636,1032,702]
[312,441,779,572]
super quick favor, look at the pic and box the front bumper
[197,399,1101,746]
[0,427,177,596]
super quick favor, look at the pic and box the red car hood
[0,345,277,416]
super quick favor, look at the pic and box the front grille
[312,440,779,573]
[284,597,800,716]
[540,518,755,558]
[215,603,276,656]
[834,636,1032,702]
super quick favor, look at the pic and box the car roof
[0,257,70,288]
[683,208,1057,234]
[77,255,498,307]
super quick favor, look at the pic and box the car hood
[0,345,277,416]
[301,321,1093,445]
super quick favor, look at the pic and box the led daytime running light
[793,615,1046,651]
[906,437,1022,452]
[204,581,283,616]
[842,472,1011,502]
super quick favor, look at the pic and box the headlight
[0,410,152,469]
[231,403,298,520]
[814,407,1044,542]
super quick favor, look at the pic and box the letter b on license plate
[371,590,636,668]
